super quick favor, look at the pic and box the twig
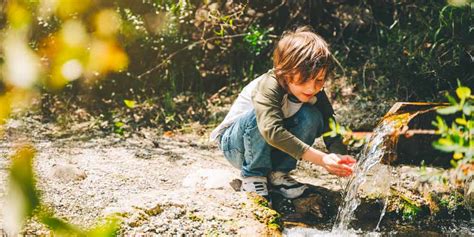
[137,33,247,79]
[331,54,346,78]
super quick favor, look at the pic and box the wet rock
[293,193,326,220]
[48,163,87,182]
[354,198,384,220]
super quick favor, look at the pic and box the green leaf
[39,215,82,235]
[462,103,472,116]
[437,105,459,115]
[114,121,124,128]
[438,137,454,146]
[453,152,464,160]
[456,86,471,100]
[4,146,40,234]
[322,131,333,137]
[455,118,467,125]
[450,159,458,167]
[433,116,448,133]
[432,140,457,152]
[123,99,136,108]
[328,118,335,130]
[446,94,458,105]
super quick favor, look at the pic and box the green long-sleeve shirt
[251,72,347,160]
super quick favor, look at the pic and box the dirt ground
[0,117,346,235]
[0,117,471,236]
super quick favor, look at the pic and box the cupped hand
[337,155,357,166]
[321,153,356,177]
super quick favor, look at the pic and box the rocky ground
[0,117,472,236]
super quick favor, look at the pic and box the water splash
[333,113,412,231]
[375,196,389,231]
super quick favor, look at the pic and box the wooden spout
[381,102,454,168]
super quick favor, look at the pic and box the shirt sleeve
[251,75,310,160]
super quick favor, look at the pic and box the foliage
[323,118,366,148]
[30,0,470,133]
[2,0,468,133]
[432,83,473,179]
[244,25,273,56]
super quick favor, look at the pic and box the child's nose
[307,81,319,92]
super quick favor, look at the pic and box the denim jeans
[219,104,325,177]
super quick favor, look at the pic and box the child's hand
[336,155,357,166]
[321,153,355,177]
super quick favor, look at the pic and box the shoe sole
[272,185,308,199]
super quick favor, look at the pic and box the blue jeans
[219,104,325,177]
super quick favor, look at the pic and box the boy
[210,26,356,200]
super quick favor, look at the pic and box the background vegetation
[1,0,470,134]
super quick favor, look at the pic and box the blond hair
[273,26,332,89]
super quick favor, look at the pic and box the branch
[137,33,247,79]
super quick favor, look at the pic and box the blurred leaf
[462,103,472,116]
[114,121,124,128]
[7,2,31,29]
[57,0,91,19]
[0,95,12,125]
[446,94,458,105]
[453,152,464,160]
[456,87,471,100]
[448,0,470,7]
[86,215,122,237]
[124,99,136,108]
[3,145,39,234]
[455,118,467,125]
[88,40,128,74]
[437,105,459,115]
[39,213,82,235]
[95,9,121,37]
[450,159,458,167]
[433,139,457,153]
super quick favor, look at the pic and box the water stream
[332,113,412,231]
[283,112,473,236]
[375,196,388,231]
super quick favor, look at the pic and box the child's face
[287,69,326,102]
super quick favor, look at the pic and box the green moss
[144,204,163,216]
[188,213,204,222]
[401,201,421,221]
[440,192,464,210]
[247,193,283,231]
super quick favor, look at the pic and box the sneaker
[268,171,308,199]
[241,176,269,199]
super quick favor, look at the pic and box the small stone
[48,163,87,182]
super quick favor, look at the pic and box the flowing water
[332,113,412,231]
[283,112,473,236]
[375,196,388,231]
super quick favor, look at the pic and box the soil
[0,117,471,235]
